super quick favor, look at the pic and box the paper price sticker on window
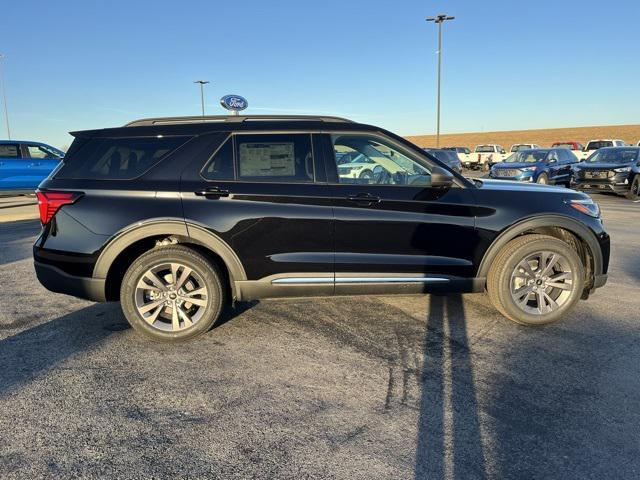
[239,142,295,177]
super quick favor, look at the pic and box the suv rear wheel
[120,246,225,342]
[487,234,584,326]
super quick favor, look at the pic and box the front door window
[332,134,431,186]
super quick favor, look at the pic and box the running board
[271,277,450,285]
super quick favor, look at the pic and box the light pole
[426,14,454,147]
[193,80,210,116]
[0,54,11,139]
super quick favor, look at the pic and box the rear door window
[55,136,190,179]
[234,134,314,183]
[201,137,235,181]
[24,144,63,160]
[0,144,20,158]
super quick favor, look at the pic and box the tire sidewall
[496,239,584,325]
[627,175,640,200]
[537,173,548,184]
[120,247,224,342]
[359,170,373,180]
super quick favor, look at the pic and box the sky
[1,0,639,149]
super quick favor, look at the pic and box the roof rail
[124,115,354,127]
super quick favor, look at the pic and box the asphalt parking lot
[0,191,639,479]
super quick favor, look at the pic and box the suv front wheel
[487,234,584,325]
[120,246,225,342]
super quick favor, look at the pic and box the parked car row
[440,139,637,171]
[489,146,640,200]
[0,140,64,194]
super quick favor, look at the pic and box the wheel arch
[94,219,246,301]
[477,215,603,289]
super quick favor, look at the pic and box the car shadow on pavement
[0,219,41,266]
[0,299,257,399]
[0,303,120,399]
[414,294,487,479]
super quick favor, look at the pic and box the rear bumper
[34,261,106,302]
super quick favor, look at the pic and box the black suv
[571,146,640,200]
[34,116,609,342]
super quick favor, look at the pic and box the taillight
[36,191,83,225]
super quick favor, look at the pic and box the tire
[626,175,640,201]
[536,173,549,184]
[120,245,226,342]
[487,234,584,326]
[359,170,373,182]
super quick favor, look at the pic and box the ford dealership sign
[220,95,248,112]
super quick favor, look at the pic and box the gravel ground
[0,193,639,479]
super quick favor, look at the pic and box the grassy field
[406,124,640,149]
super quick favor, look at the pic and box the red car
[551,141,584,151]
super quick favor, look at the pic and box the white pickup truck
[443,146,472,165]
[577,139,628,160]
[464,144,509,170]
[510,143,541,152]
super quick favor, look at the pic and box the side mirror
[430,165,454,188]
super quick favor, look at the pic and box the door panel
[325,132,480,290]
[332,184,478,276]
[0,143,23,190]
[21,144,62,188]
[181,133,334,287]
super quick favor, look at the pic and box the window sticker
[238,142,295,177]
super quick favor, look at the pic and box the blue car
[0,140,64,194]
[489,148,578,186]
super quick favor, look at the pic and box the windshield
[511,145,531,152]
[505,149,549,163]
[337,152,374,165]
[586,141,613,150]
[444,147,469,154]
[586,148,638,164]
[426,149,458,166]
[553,143,575,150]
[476,146,495,153]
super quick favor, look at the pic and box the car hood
[493,162,538,169]
[477,178,569,194]
[575,162,632,170]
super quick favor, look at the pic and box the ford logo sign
[220,95,248,112]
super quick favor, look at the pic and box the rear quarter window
[55,136,190,180]
[0,144,19,157]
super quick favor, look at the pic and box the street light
[426,13,455,147]
[0,54,11,139]
[193,80,210,116]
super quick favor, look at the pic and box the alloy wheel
[134,262,208,332]
[510,251,573,315]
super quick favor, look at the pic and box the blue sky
[2,0,639,148]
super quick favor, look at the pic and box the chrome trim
[271,277,450,285]
[271,277,333,284]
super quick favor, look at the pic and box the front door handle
[346,193,380,204]
[194,187,230,198]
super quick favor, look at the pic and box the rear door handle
[346,193,380,204]
[194,187,230,198]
